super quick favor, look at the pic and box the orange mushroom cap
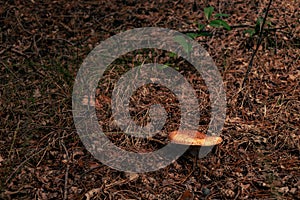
[168,130,222,146]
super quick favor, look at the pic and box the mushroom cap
[168,130,222,146]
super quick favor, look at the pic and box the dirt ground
[0,0,299,199]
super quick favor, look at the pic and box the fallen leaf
[179,190,194,200]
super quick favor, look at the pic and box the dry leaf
[179,190,194,200]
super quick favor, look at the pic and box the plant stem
[241,0,273,89]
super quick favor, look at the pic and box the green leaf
[168,52,177,58]
[186,32,212,39]
[186,33,199,39]
[198,23,205,31]
[214,13,230,18]
[256,17,263,26]
[197,32,213,37]
[157,64,169,70]
[174,35,192,54]
[255,17,263,32]
[204,6,214,20]
[209,19,231,30]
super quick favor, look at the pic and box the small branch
[5,147,47,184]
[0,46,12,55]
[182,24,287,34]
[11,48,29,58]
[61,141,70,200]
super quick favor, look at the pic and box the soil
[1,0,299,199]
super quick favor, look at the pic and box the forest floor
[1,0,299,199]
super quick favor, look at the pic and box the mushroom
[168,130,222,146]
[168,130,223,179]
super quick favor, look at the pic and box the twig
[0,46,12,55]
[182,24,287,36]
[231,24,287,31]
[8,120,20,158]
[36,145,48,167]
[61,141,70,200]
[80,165,104,179]
[11,48,29,58]
[5,147,48,184]
[241,0,273,89]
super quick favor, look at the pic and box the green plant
[187,6,231,39]
[244,16,273,37]
[174,35,193,54]
[204,6,231,30]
